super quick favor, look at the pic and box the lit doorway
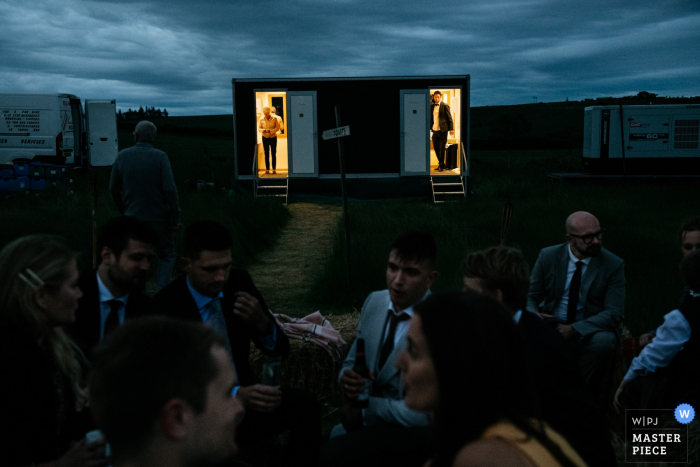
[255,91,288,178]
[429,88,462,175]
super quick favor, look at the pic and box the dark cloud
[0,0,698,115]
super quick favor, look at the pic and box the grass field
[0,128,288,275]
[307,149,699,336]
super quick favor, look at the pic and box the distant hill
[118,94,700,151]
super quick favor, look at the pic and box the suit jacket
[518,311,616,466]
[339,290,431,427]
[147,270,289,387]
[430,102,454,133]
[526,243,626,339]
[70,269,151,358]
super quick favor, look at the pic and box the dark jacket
[147,270,289,386]
[430,102,454,133]
[69,269,151,359]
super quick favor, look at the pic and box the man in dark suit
[430,90,454,172]
[70,216,157,358]
[462,246,616,466]
[527,211,625,384]
[148,220,320,467]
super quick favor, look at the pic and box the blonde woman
[0,235,107,467]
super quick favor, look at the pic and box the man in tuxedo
[148,220,320,467]
[462,246,616,466]
[318,232,436,467]
[527,211,626,383]
[70,216,157,358]
[430,91,454,172]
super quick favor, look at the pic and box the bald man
[527,211,626,383]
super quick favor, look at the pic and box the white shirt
[432,104,441,132]
[624,293,698,382]
[96,271,128,342]
[555,245,592,323]
[384,290,431,349]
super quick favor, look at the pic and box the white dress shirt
[555,245,592,323]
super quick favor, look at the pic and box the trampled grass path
[247,203,342,317]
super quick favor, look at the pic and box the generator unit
[582,104,700,174]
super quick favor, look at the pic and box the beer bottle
[351,338,370,409]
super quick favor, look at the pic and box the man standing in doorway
[430,91,454,172]
[259,106,280,175]
[110,121,181,292]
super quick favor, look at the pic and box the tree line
[117,106,169,120]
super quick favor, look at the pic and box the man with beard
[527,211,626,383]
[70,216,157,357]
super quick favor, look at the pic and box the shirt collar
[568,244,592,266]
[388,289,431,318]
[186,276,223,311]
[96,270,128,305]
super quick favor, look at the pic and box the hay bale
[250,312,360,398]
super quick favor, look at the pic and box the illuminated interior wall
[429,88,462,170]
[255,91,288,171]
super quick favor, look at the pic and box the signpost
[327,116,352,296]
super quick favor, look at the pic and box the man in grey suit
[318,231,437,467]
[527,211,625,383]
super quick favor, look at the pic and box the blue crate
[13,162,30,176]
[30,178,46,191]
[0,179,17,192]
[0,168,13,178]
[45,165,61,180]
[15,176,30,191]
[29,162,45,178]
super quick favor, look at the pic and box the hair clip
[18,268,45,290]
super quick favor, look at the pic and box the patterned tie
[104,299,122,339]
[378,312,411,370]
[204,298,235,365]
[567,261,583,324]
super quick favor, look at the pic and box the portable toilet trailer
[231,75,470,200]
[582,104,700,174]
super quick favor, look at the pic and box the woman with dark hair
[395,291,586,467]
[0,235,107,467]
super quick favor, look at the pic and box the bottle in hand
[351,338,371,409]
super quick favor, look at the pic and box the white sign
[322,125,350,140]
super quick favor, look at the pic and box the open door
[287,91,318,177]
[400,90,430,176]
[85,99,118,167]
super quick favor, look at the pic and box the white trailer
[582,104,700,174]
[0,94,118,168]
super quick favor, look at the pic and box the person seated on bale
[462,246,616,466]
[638,215,700,347]
[396,291,587,467]
[148,220,321,467]
[615,249,700,411]
[318,231,437,467]
[0,235,107,467]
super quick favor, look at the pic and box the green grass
[0,130,289,276]
[307,149,698,335]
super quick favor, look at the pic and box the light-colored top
[554,245,592,322]
[383,290,430,348]
[259,115,280,138]
[455,421,587,467]
[96,271,128,342]
[432,104,441,132]
[623,292,698,382]
[513,309,523,324]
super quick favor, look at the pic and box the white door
[85,99,118,166]
[287,91,318,177]
[400,90,430,175]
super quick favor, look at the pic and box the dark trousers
[236,387,321,467]
[262,137,277,170]
[318,425,433,467]
[431,131,448,168]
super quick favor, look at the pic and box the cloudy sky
[1,0,699,115]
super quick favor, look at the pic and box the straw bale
[250,312,361,398]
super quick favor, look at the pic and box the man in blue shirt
[149,220,320,466]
